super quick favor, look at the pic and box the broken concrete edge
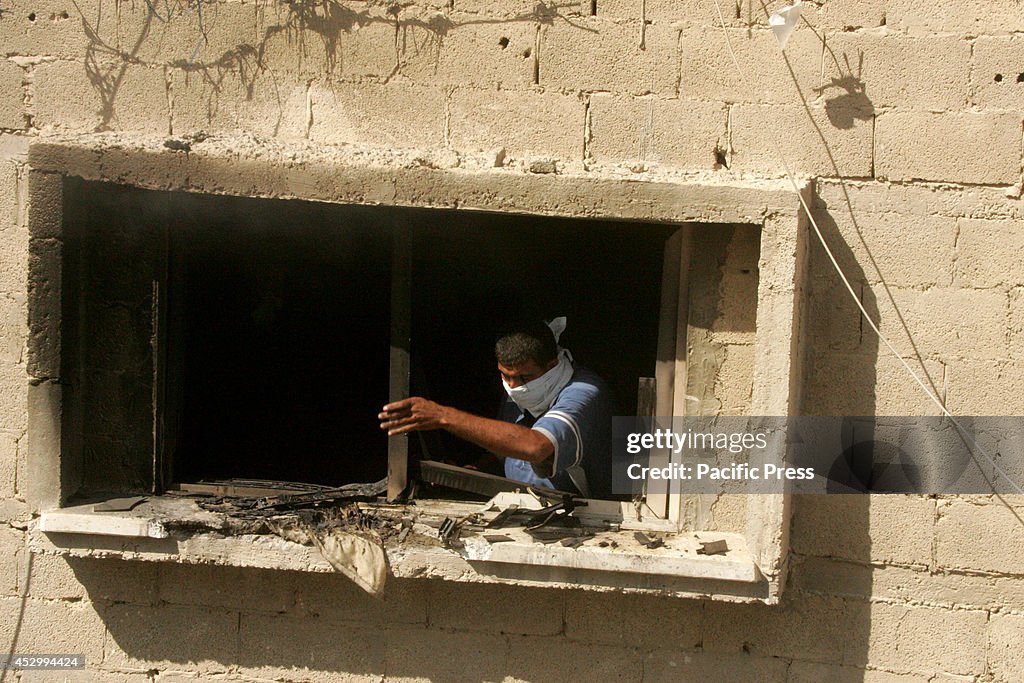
[32,498,774,603]
[24,132,806,226]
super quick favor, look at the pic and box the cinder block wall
[2,0,1023,680]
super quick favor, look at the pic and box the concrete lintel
[26,133,804,226]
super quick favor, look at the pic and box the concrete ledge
[35,496,768,601]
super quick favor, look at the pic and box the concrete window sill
[34,496,765,599]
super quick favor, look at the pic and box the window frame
[23,137,809,603]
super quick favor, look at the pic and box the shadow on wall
[75,0,579,133]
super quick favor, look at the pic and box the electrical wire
[708,0,1024,495]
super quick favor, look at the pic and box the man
[378,318,613,499]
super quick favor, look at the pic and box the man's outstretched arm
[378,397,554,464]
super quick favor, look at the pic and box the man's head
[495,321,558,389]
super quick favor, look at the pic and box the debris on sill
[634,531,666,550]
[39,473,758,592]
[698,539,730,555]
[93,496,147,512]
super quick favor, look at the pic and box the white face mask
[502,349,574,416]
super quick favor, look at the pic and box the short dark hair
[495,320,558,367]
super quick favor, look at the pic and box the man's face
[498,358,557,389]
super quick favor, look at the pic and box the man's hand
[378,397,448,436]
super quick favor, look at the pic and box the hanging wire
[707,0,1024,495]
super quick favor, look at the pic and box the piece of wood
[388,226,412,501]
[636,377,656,420]
[668,227,694,528]
[174,480,331,497]
[646,227,691,518]
[157,197,186,494]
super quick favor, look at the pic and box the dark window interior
[62,181,675,493]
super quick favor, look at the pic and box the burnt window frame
[23,141,808,602]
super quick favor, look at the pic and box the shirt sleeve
[532,379,602,483]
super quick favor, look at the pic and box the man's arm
[378,397,554,464]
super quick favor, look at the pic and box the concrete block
[791,494,934,565]
[0,359,28,435]
[954,218,1024,288]
[614,0,883,31]
[730,102,873,177]
[944,360,1024,415]
[0,597,105,662]
[0,431,16,497]
[678,26,822,104]
[564,590,701,648]
[815,177,1024,222]
[21,670,153,682]
[1011,287,1024,360]
[506,635,642,683]
[26,238,61,379]
[793,556,1024,612]
[0,525,22,596]
[871,286,1009,361]
[23,361,67,508]
[159,563,293,613]
[26,552,87,600]
[587,95,727,170]
[385,627,507,682]
[170,67,306,139]
[0,225,28,295]
[32,61,169,133]
[803,351,946,416]
[808,208,957,288]
[703,593,850,663]
[256,2,393,79]
[807,276,869,353]
[0,133,30,163]
[599,0,707,23]
[238,613,385,682]
[0,498,30,524]
[642,650,789,682]
[400,13,537,88]
[824,33,970,111]
[972,36,1024,110]
[118,0,258,67]
[890,0,1024,36]
[306,81,445,149]
[990,613,1024,683]
[935,498,1024,574]
[449,87,584,160]
[456,0,569,17]
[0,61,26,130]
[859,602,987,675]
[0,295,26,364]
[55,557,160,605]
[294,573,427,626]
[540,20,677,95]
[103,603,239,673]
[1,0,115,59]
[427,581,562,635]
[803,0,887,31]
[716,343,755,413]
[875,111,1022,185]
[788,661,929,682]
[26,171,61,240]
[788,555,874,599]
[0,161,17,230]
